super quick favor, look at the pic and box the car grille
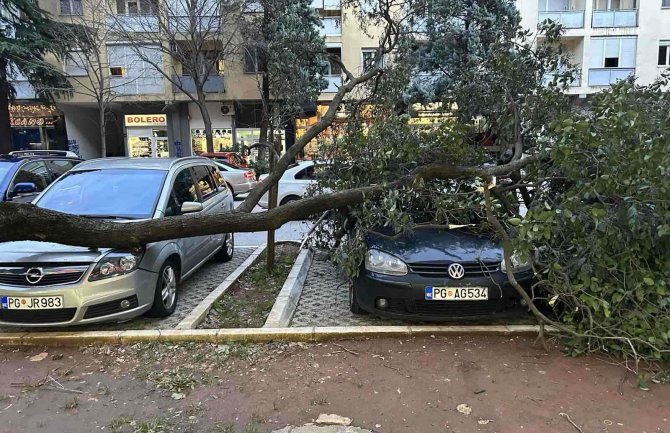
[386,299,505,317]
[408,261,500,278]
[83,295,139,319]
[0,308,77,324]
[0,265,89,287]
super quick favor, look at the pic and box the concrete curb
[263,248,313,328]
[0,325,556,346]
[175,244,266,330]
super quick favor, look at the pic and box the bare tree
[109,0,245,153]
[0,0,416,244]
[49,0,136,157]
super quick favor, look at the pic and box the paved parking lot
[290,258,396,327]
[0,247,256,332]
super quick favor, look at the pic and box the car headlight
[89,249,144,281]
[501,252,531,272]
[365,249,408,276]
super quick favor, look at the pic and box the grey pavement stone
[289,259,400,327]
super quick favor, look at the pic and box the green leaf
[644,277,655,286]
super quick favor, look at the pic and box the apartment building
[519,0,670,96]
[10,1,670,158]
[8,0,377,159]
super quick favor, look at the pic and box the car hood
[0,241,111,264]
[366,228,502,264]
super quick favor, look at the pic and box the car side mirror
[181,201,203,214]
[11,182,37,197]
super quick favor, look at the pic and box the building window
[182,51,225,76]
[659,41,670,66]
[109,66,126,77]
[362,48,383,73]
[588,37,637,86]
[64,51,87,76]
[115,0,157,15]
[59,0,82,15]
[664,0,670,8]
[244,46,266,73]
[593,0,637,10]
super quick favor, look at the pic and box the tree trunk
[266,124,277,273]
[197,89,214,153]
[0,59,13,154]
[98,103,107,158]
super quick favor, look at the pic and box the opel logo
[447,263,465,280]
[25,267,44,285]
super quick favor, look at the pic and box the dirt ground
[0,336,668,433]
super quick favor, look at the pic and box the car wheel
[215,233,234,262]
[280,195,300,206]
[349,283,366,315]
[147,260,179,317]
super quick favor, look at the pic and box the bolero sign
[124,114,167,127]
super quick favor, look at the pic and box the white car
[258,160,317,208]
[214,161,257,197]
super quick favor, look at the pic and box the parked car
[0,150,82,203]
[350,227,533,321]
[214,161,257,198]
[200,151,248,168]
[0,157,234,327]
[258,160,317,208]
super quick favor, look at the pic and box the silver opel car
[0,157,234,327]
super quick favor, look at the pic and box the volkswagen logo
[25,267,44,285]
[447,263,465,280]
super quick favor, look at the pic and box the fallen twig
[559,412,585,433]
[332,343,359,356]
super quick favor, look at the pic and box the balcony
[110,76,163,95]
[311,0,340,10]
[588,68,635,86]
[543,71,581,87]
[172,75,225,93]
[323,75,341,93]
[168,16,221,33]
[592,10,638,27]
[320,17,341,36]
[538,10,585,28]
[106,14,159,32]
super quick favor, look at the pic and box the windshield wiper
[77,214,138,220]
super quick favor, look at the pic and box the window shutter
[589,39,604,68]
[619,38,636,68]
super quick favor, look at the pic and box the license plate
[425,287,488,301]
[1,295,64,310]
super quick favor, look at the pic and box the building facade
[518,0,670,97]
[8,0,379,160]
[9,0,670,159]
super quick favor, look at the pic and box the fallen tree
[0,157,537,248]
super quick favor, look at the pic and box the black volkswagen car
[350,228,533,321]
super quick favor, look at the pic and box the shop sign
[124,114,167,127]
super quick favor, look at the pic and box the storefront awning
[9,103,60,128]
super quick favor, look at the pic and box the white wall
[187,102,233,129]
[517,0,670,94]
[59,105,102,160]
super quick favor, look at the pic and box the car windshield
[36,169,167,219]
[0,161,13,183]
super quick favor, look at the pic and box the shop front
[9,103,67,151]
[124,114,170,158]
[188,102,234,154]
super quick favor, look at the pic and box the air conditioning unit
[220,104,234,115]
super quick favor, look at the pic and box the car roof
[0,154,80,163]
[71,157,213,172]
